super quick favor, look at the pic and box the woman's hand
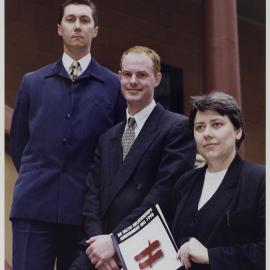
[177,238,209,269]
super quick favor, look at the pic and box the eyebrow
[194,118,224,124]
[65,13,91,18]
[194,121,205,125]
[122,69,148,73]
[210,118,224,122]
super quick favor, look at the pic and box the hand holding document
[112,205,182,270]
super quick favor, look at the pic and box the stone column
[203,0,244,155]
[203,0,242,105]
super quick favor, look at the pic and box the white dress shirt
[62,52,91,77]
[198,168,227,210]
[125,100,156,138]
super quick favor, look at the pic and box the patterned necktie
[69,61,80,81]
[122,117,136,160]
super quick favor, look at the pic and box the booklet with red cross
[111,204,182,270]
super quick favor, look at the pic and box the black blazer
[172,155,265,270]
[71,104,196,269]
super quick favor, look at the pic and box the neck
[127,107,141,116]
[64,47,90,61]
[207,150,236,172]
[127,100,153,116]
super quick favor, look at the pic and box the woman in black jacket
[172,92,265,270]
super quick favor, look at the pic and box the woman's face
[194,110,242,164]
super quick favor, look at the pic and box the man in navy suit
[70,46,196,270]
[10,1,125,269]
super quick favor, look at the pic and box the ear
[235,128,242,140]
[57,24,62,37]
[118,70,122,79]
[154,72,162,87]
[92,26,99,38]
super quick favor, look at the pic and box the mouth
[127,88,142,91]
[71,35,83,39]
[126,89,141,94]
[203,143,218,149]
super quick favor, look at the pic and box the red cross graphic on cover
[111,204,182,270]
[134,240,164,269]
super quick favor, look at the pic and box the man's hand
[86,234,116,268]
[176,238,209,269]
[95,258,120,270]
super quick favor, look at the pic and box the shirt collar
[126,100,156,130]
[62,52,91,74]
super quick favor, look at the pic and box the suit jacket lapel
[99,123,124,212]
[43,58,105,82]
[79,58,105,82]
[172,167,206,231]
[43,60,70,80]
[205,155,244,245]
[106,122,126,185]
[102,104,164,215]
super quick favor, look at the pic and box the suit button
[66,114,71,119]
[62,138,67,144]
[137,184,142,190]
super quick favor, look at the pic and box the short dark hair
[189,91,245,148]
[58,0,98,26]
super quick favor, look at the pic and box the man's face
[119,52,161,114]
[57,4,98,55]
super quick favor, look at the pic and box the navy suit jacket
[172,155,265,270]
[71,104,196,269]
[10,58,125,225]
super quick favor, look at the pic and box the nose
[74,18,81,29]
[203,126,213,139]
[129,74,137,84]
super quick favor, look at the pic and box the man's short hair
[120,46,161,77]
[58,0,98,26]
[189,91,245,148]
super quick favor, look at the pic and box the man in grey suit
[70,46,196,270]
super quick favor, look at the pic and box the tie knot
[128,117,136,128]
[71,61,80,69]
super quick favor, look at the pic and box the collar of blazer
[102,104,165,215]
[109,103,164,141]
[173,154,244,244]
[44,58,105,82]
[176,154,242,198]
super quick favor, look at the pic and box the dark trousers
[12,219,83,270]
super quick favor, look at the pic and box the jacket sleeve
[69,138,105,270]
[113,86,126,124]
[10,75,30,172]
[112,119,196,234]
[68,250,94,270]
[208,170,265,270]
[83,136,104,238]
[70,198,100,270]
